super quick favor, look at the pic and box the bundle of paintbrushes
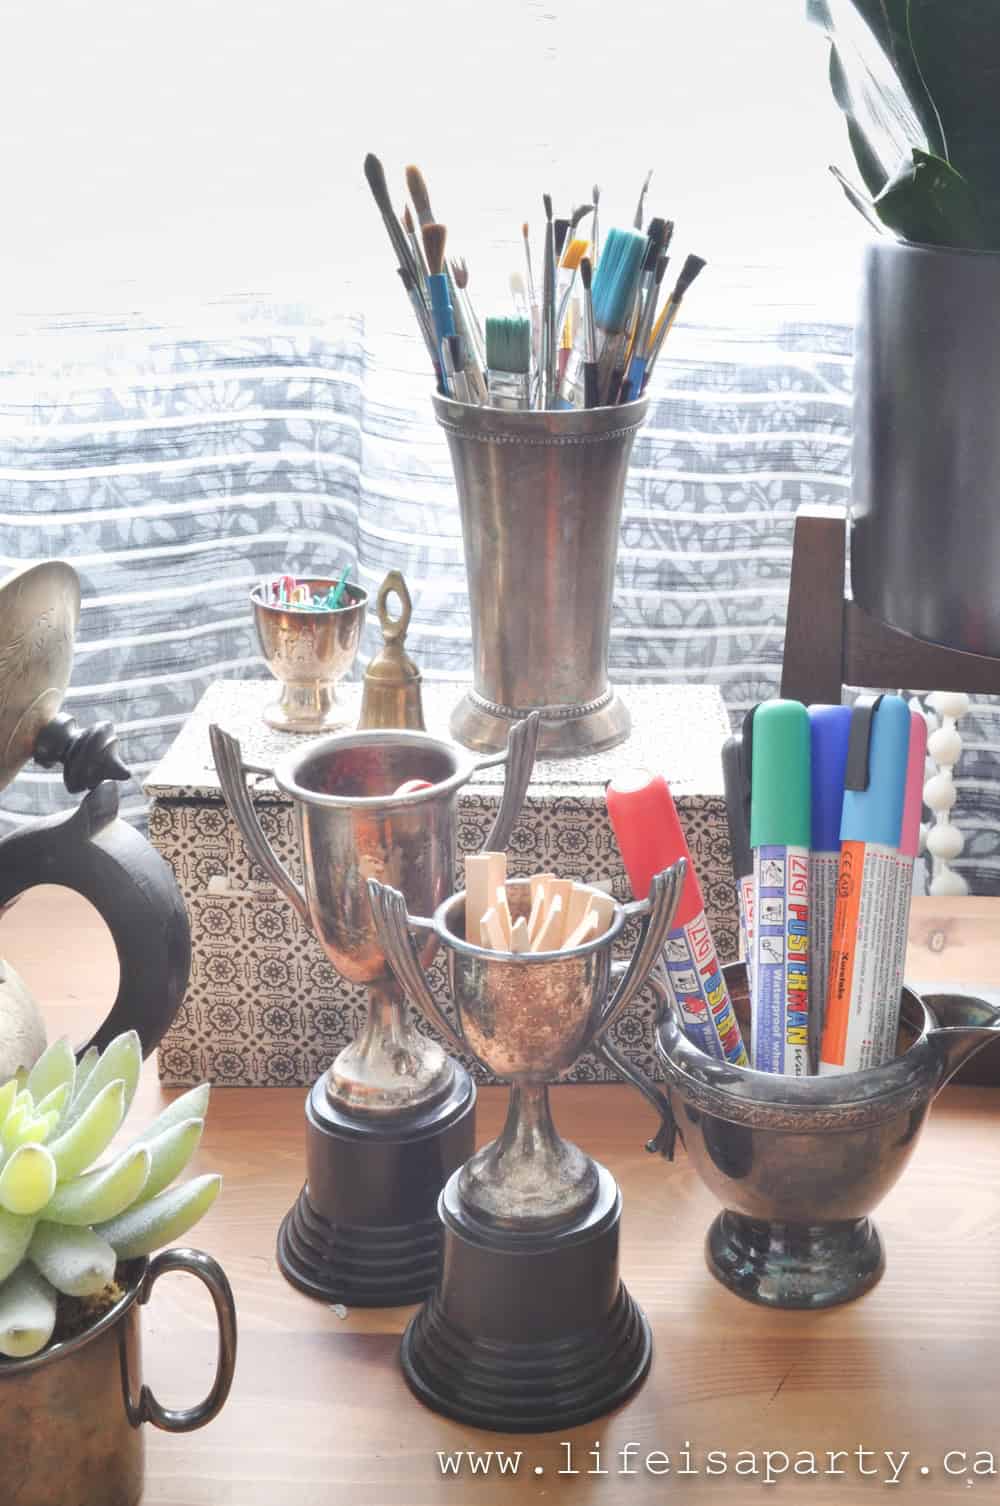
[363,154,706,411]
[465,852,615,953]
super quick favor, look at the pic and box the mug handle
[471,712,541,853]
[138,1248,238,1434]
[593,963,679,1160]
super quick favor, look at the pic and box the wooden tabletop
[6,890,1000,1504]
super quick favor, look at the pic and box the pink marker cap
[899,709,929,858]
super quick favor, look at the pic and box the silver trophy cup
[367,863,683,1431]
[209,713,539,1303]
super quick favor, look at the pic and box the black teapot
[0,561,190,1059]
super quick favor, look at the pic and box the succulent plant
[0,1031,220,1359]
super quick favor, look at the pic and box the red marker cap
[606,769,702,927]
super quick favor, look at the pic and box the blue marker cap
[809,704,852,853]
[840,694,911,847]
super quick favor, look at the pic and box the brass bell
[358,570,426,731]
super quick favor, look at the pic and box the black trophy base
[277,1066,476,1307]
[401,1162,651,1432]
[707,1210,885,1310]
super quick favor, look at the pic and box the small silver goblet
[252,577,367,732]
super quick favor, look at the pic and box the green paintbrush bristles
[592,227,647,333]
[486,315,531,375]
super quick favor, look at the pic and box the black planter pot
[853,239,1000,658]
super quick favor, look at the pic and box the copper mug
[0,1250,237,1506]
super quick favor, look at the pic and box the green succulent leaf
[74,1046,99,1095]
[29,1222,116,1298]
[32,1082,72,1122]
[25,1038,76,1111]
[97,1173,222,1259]
[0,1211,37,1284]
[4,1109,60,1154]
[0,1079,18,1126]
[63,1032,141,1130]
[47,1080,126,1183]
[134,1118,204,1205]
[0,1146,57,1217]
[0,1264,57,1358]
[45,1145,151,1227]
[132,1084,211,1145]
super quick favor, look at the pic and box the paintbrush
[406,163,436,228]
[509,271,529,316]
[486,316,532,410]
[396,266,444,384]
[521,222,541,374]
[540,193,557,408]
[556,228,645,408]
[591,184,601,266]
[448,256,488,402]
[442,334,472,403]
[422,222,457,392]
[579,257,599,409]
[363,153,422,295]
[559,296,578,383]
[570,202,594,233]
[621,251,668,402]
[642,253,707,389]
[633,169,654,230]
[402,204,429,299]
[521,222,536,305]
[554,217,570,263]
[554,236,589,344]
[610,216,667,403]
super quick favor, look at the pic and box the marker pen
[878,708,928,1064]
[722,733,753,982]
[606,769,747,1065]
[819,695,911,1076]
[749,700,811,1075]
[808,704,852,1051]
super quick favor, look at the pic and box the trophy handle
[366,879,470,1061]
[208,725,309,926]
[472,712,541,853]
[593,964,680,1160]
[594,861,685,1046]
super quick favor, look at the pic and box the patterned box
[145,680,737,1087]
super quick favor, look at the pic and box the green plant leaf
[45,1145,150,1227]
[29,1222,116,1298]
[74,1046,99,1094]
[0,1210,37,1283]
[906,0,1000,245]
[0,1264,57,1358]
[47,1080,126,1183]
[0,1145,57,1217]
[874,147,987,246]
[63,1032,141,1130]
[97,1173,222,1259]
[134,1118,204,1205]
[0,1079,19,1126]
[33,1082,72,1122]
[132,1083,210,1145]
[25,1039,76,1111]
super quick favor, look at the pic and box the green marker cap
[749,699,811,848]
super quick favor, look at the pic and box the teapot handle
[0,782,190,1059]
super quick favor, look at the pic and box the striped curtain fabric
[2,280,997,893]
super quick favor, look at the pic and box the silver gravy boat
[656,962,1000,1309]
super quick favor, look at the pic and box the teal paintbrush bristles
[486,315,531,374]
[591,228,647,332]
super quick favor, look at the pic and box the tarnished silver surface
[435,394,646,757]
[0,560,80,793]
[210,714,539,1115]
[368,864,683,1231]
[252,579,367,732]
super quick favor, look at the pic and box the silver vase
[436,394,647,757]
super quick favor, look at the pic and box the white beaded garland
[927,725,963,766]
[926,822,964,861]
[926,691,971,720]
[921,691,970,897]
[923,771,957,812]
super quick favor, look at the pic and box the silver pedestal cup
[368,863,685,1230]
[209,713,540,1115]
